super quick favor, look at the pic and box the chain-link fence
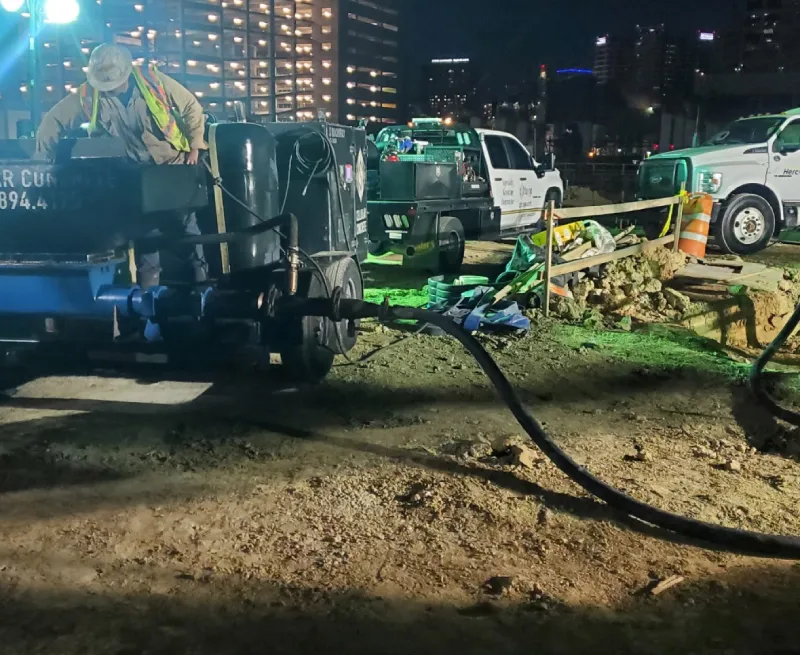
[558,163,639,207]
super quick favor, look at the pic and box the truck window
[503,137,535,170]
[776,120,800,152]
[484,135,511,169]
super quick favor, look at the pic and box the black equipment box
[379,161,461,201]
[0,157,208,254]
[261,121,368,259]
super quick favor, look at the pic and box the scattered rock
[641,278,663,294]
[692,445,717,459]
[484,575,515,595]
[397,482,434,507]
[510,444,542,469]
[449,439,492,460]
[662,288,692,315]
[537,507,552,526]
[551,296,583,322]
[724,459,742,473]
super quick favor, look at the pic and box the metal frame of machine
[0,119,368,383]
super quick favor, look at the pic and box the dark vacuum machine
[0,119,369,383]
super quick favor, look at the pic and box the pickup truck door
[482,134,521,232]
[769,119,800,203]
[502,135,545,228]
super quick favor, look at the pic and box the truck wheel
[714,193,775,255]
[324,257,363,355]
[368,240,390,257]
[438,215,465,274]
[541,189,562,221]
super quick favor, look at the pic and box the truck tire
[438,215,465,274]
[368,240,390,257]
[714,193,775,255]
[541,189,562,221]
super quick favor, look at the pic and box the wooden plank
[550,235,675,277]
[557,195,682,220]
[544,199,556,318]
[561,241,594,262]
[673,185,686,253]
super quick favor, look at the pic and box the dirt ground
[2,243,800,654]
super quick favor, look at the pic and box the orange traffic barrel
[679,193,713,258]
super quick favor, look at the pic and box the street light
[1,0,81,133]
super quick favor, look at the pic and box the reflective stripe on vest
[79,65,191,153]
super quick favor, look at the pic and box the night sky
[407,0,738,78]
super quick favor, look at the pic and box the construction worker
[36,43,207,289]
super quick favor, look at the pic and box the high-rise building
[594,27,693,106]
[0,0,401,137]
[593,34,634,87]
[743,0,800,72]
[334,0,401,126]
[420,57,475,118]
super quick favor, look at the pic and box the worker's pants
[135,210,207,289]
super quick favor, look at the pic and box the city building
[0,0,402,137]
[420,57,476,119]
[594,26,694,107]
[593,34,634,87]
[335,0,401,126]
[739,0,800,73]
[696,0,800,124]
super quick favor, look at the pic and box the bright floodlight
[44,0,80,23]
[0,0,25,12]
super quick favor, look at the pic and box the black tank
[206,122,280,275]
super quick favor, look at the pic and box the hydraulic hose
[287,297,800,558]
[750,300,800,427]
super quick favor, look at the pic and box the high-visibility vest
[79,65,191,153]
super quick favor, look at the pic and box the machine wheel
[713,193,775,255]
[438,215,466,274]
[325,256,363,355]
[279,268,335,384]
[279,257,363,383]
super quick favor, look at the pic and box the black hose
[398,307,800,557]
[750,300,800,426]
[285,297,800,557]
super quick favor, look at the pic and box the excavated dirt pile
[551,246,800,350]
[551,248,691,328]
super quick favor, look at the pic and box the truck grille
[637,158,689,199]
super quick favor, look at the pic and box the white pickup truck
[637,109,800,254]
[367,120,563,272]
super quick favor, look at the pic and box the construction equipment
[0,118,367,383]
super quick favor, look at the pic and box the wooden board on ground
[675,262,784,291]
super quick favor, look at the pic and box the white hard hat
[86,43,133,92]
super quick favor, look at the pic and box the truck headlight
[698,172,723,194]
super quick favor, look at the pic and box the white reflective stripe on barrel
[679,231,709,243]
